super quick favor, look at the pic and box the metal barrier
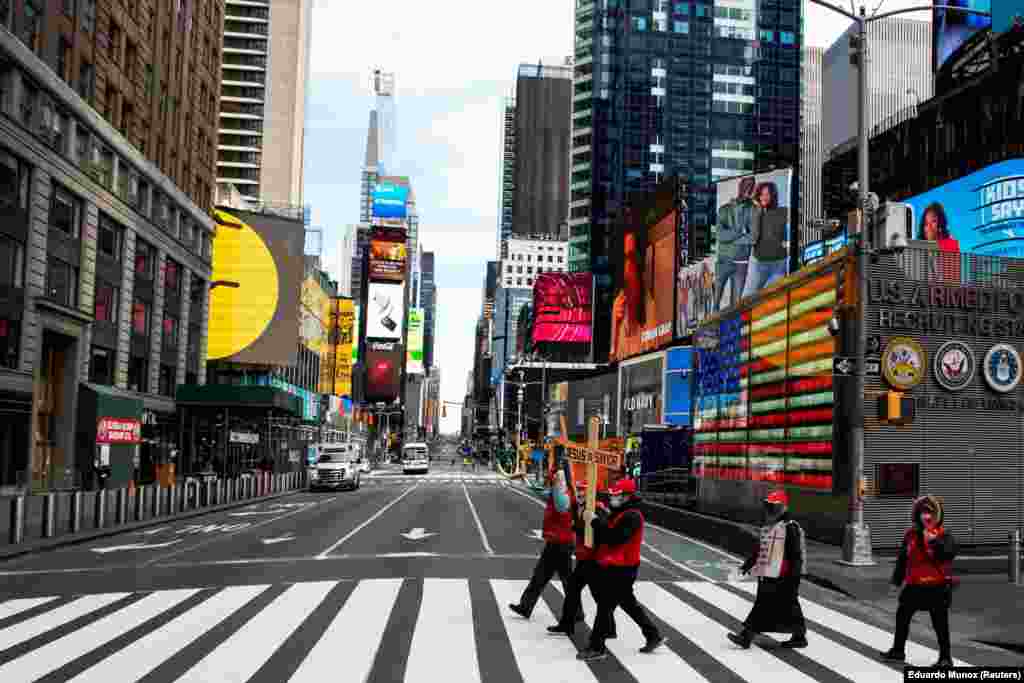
[94,490,106,529]
[9,496,24,544]
[134,486,145,522]
[115,488,128,524]
[41,493,56,539]
[1011,530,1022,585]
[70,491,82,534]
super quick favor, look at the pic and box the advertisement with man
[365,341,403,402]
[407,308,425,375]
[532,272,593,344]
[710,167,793,312]
[609,187,677,362]
[369,229,408,282]
[366,282,405,340]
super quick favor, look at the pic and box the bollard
[134,485,146,521]
[153,486,163,517]
[220,479,227,503]
[9,496,24,544]
[207,480,215,506]
[70,490,82,534]
[116,488,128,524]
[94,489,106,529]
[1011,530,1022,585]
[41,492,56,539]
[168,485,177,515]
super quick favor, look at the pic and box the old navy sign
[623,393,656,412]
[565,444,623,469]
[869,279,1024,339]
[97,417,141,444]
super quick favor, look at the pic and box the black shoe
[880,649,905,662]
[547,624,573,635]
[508,603,529,619]
[577,648,608,662]
[640,635,665,653]
[780,635,808,649]
[728,631,752,649]
[933,657,953,668]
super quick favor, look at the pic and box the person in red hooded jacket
[881,495,958,667]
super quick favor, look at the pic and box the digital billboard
[995,0,1024,31]
[371,182,409,221]
[710,167,794,313]
[365,341,402,401]
[352,304,360,363]
[935,0,991,71]
[532,272,593,344]
[903,159,1024,259]
[300,275,330,376]
[677,257,716,336]
[208,209,303,365]
[369,231,408,282]
[609,199,676,363]
[407,308,425,375]
[332,298,354,396]
[366,282,405,340]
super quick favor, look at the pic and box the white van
[402,442,429,474]
[310,442,362,491]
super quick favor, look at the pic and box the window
[19,80,37,126]
[80,0,95,33]
[128,355,148,392]
[673,20,688,33]
[631,16,647,31]
[780,31,796,45]
[62,0,75,18]
[57,38,71,82]
[159,363,174,397]
[89,346,114,385]
[135,240,154,279]
[96,214,123,261]
[164,258,180,296]
[131,299,150,335]
[0,150,30,211]
[0,318,20,369]
[50,184,80,236]
[108,22,121,64]
[45,257,78,307]
[94,279,118,323]
[78,61,95,102]
[19,0,42,53]
[162,315,178,349]
[0,235,24,289]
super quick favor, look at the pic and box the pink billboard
[532,273,593,344]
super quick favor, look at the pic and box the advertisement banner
[353,304,360,363]
[407,308,425,375]
[365,341,403,401]
[300,276,330,354]
[369,233,408,282]
[334,298,354,396]
[711,168,794,313]
[610,194,677,362]
[935,0,991,71]
[366,282,405,340]
[677,257,717,336]
[902,159,1024,260]
[97,417,141,444]
[371,182,409,220]
[531,272,593,344]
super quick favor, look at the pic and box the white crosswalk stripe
[0,579,970,682]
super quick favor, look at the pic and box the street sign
[833,357,855,375]
[865,357,881,376]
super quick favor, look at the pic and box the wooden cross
[551,416,624,548]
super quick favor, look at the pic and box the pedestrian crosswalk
[0,578,971,682]
[363,475,508,485]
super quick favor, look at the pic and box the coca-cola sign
[97,417,141,444]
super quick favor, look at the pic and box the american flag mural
[693,269,839,490]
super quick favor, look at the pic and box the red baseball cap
[765,489,788,505]
[608,479,637,495]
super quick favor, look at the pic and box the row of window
[505,263,568,275]
[87,346,180,397]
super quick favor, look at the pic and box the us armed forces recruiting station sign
[869,279,1024,340]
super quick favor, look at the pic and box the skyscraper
[359,70,396,223]
[331,225,356,297]
[497,97,516,258]
[421,252,437,372]
[217,0,313,207]
[800,47,825,229]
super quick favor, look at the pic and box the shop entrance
[34,331,76,490]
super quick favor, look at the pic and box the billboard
[301,275,333,393]
[332,298,354,396]
[353,304,360,363]
[369,231,408,282]
[366,282,405,340]
[407,308,425,375]
[609,200,676,362]
[371,182,409,221]
[619,353,664,436]
[365,341,402,401]
[995,0,1024,31]
[710,168,794,313]
[532,272,593,344]
[935,0,991,71]
[208,209,303,365]
[903,159,1024,259]
[677,257,716,336]
[665,347,693,427]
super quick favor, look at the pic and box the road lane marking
[67,585,270,683]
[287,579,402,683]
[400,528,437,540]
[406,579,480,682]
[261,535,296,545]
[462,482,494,555]
[316,483,420,558]
[0,596,59,620]
[91,540,183,554]
[0,589,199,681]
[0,593,130,651]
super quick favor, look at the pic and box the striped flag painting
[694,269,839,490]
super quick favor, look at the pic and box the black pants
[558,560,615,633]
[893,584,951,659]
[518,542,580,618]
[589,566,660,651]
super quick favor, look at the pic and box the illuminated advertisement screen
[677,257,716,336]
[365,342,402,401]
[995,0,1024,31]
[372,182,409,220]
[333,298,354,396]
[935,0,991,71]
[300,275,329,354]
[710,168,794,313]
[208,209,303,365]
[369,235,408,282]
[352,304,360,363]
[903,159,1024,260]
[407,308,425,375]
[609,202,676,362]
[366,282,405,340]
[532,272,593,344]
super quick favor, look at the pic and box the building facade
[800,46,824,229]
[420,250,436,372]
[217,0,313,207]
[331,224,355,298]
[499,235,568,290]
[0,27,215,493]
[497,97,515,258]
[822,18,931,157]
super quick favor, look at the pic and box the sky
[303,0,932,434]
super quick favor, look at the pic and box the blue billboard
[994,0,1024,32]
[935,0,991,71]
[664,346,693,427]
[904,158,1024,258]
[372,183,409,220]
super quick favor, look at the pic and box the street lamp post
[807,0,991,567]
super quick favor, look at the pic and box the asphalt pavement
[0,458,1018,681]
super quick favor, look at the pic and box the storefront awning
[175,384,302,416]
[80,383,144,422]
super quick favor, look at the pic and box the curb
[0,488,305,562]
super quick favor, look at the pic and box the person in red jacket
[881,495,957,667]
[577,478,663,662]
[509,468,584,621]
[547,481,617,638]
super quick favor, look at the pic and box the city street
[0,461,1015,681]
